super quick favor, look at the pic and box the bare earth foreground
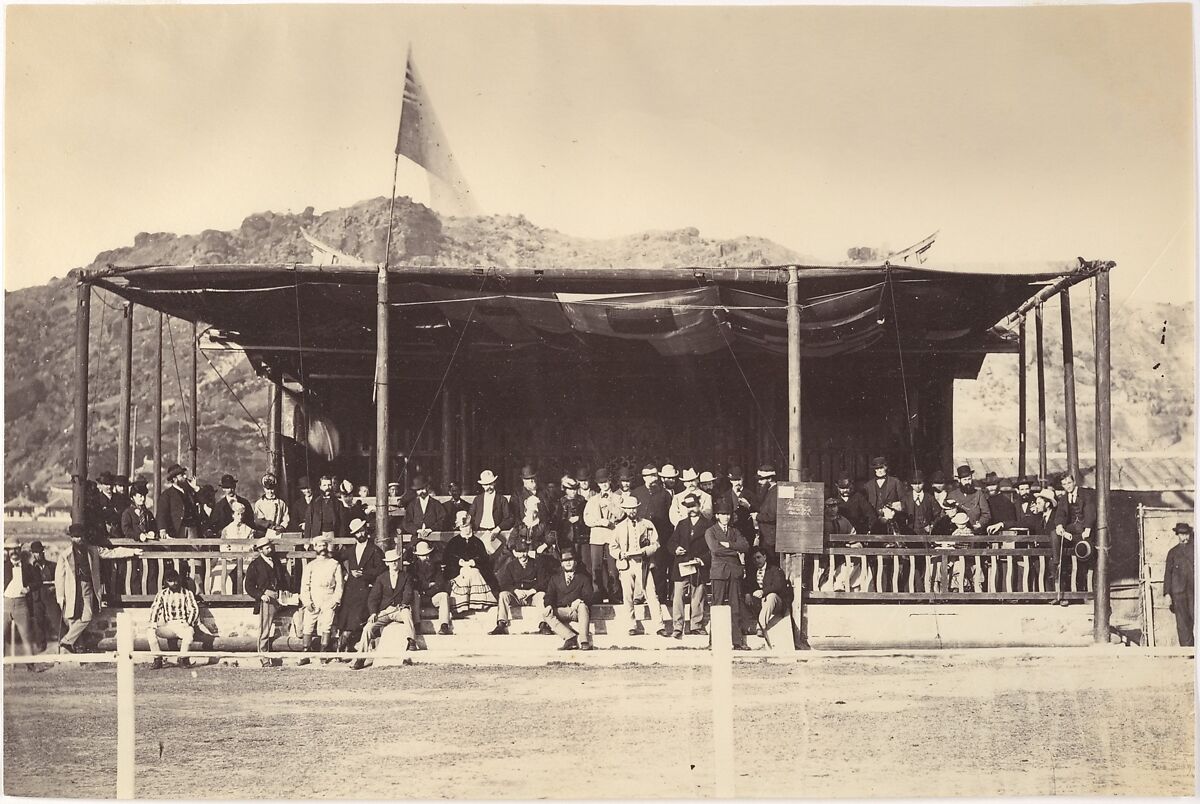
[4,652,1194,798]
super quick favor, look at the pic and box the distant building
[4,495,37,520]
[40,485,73,520]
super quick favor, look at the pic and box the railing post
[710,604,734,798]
[72,282,92,527]
[190,320,199,476]
[116,611,135,799]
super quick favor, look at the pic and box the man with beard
[610,495,661,635]
[1050,474,1096,604]
[862,457,905,534]
[659,464,681,496]
[899,471,938,535]
[253,473,290,535]
[402,475,449,538]
[333,518,385,654]
[470,469,514,540]
[754,465,779,557]
[489,538,545,636]
[663,494,711,639]
[305,475,348,540]
[833,475,874,535]
[946,466,991,534]
[1163,522,1194,647]
[542,548,596,651]
[244,535,294,666]
[56,524,142,652]
[411,539,453,637]
[298,535,344,663]
[633,464,673,610]
[1013,476,1035,519]
[983,473,1021,535]
[557,477,589,559]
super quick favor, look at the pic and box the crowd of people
[7,453,1190,664]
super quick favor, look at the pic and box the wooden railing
[808,532,1094,602]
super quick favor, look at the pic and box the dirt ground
[3,652,1194,799]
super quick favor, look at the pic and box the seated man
[353,549,419,668]
[490,538,546,635]
[542,548,595,651]
[742,546,787,638]
[411,540,452,636]
[146,568,201,669]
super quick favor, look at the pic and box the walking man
[1163,522,1194,647]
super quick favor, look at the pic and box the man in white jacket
[609,495,661,635]
[299,535,343,664]
[583,468,619,603]
[56,524,141,652]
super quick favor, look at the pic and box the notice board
[774,481,826,554]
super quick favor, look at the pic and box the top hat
[219,474,238,490]
[869,456,887,469]
[659,464,679,479]
[955,465,974,479]
[680,468,700,483]
[413,540,435,557]
[520,464,538,480]
[909,470,925,484]
[478,470,499,485]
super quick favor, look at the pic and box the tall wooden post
[270,376,283,481]
[1017,318,1027,478]
[1094,268,1112,643]
[375,264,391,543]
[787,267,801,479]
[1060,288,1080,479]
[72,283,92,526]
[153,313,164,502]
[1035,303,1047,480]
[190,320,199,475]
[441,387,454,490]
[118,302,134,477]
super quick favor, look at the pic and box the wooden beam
[153,312,163,503]
[1060,288,1080,479]
[72,283,91,526]
[1094,267,1113,643]
[118,302,134,477]
[1035,303,1047,479]
[1018,318,1027,479]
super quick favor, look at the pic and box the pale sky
[5,3,1195,304]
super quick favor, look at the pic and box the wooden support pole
[787,266,801,480]
[1094,268,1113,643]
[1017,318,1027,479]
[115,611,135,799]
[1035,303,1047,480]
[710,605,735,798]
[375,263,391,543]
[270,376,283,482]
[1060,288,1080,479]
[441,386,453,491]
[153,313,164,502]
[190,321,199,475]
[118,303,134,477]
[72,283,92,526]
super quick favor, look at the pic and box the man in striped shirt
[146,568,200,669]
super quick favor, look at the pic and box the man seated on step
[146,568,201,670]
[411,540,452,636]
[542,548,596,651]
[354,549,419,668]
[610,494,661,635]
[742,546,787,638]
[490,538,549,635]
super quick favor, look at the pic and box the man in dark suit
[1163,522,1194,647]
[542,548,595,650]
[899,471,939,535]
[209,474,254,534]
[306,475,348,539]
[402,476,449,537]
[834,475,874,534]
[27,541,58,652]
[706,498,750,649]
[411,540,452,636]
[1050,474,1096,604]
[334,518,386,653]
[754,465,779,558]
[862,456,905,534]
[663,493,712,639]
[470,469,514,536]
[743,546,788,637]
[356,549,420,663]
[632,465,673,610]
[444,482,471,521]
[244,535,294,666]
[983,472,1021,535]
[511,464,552,526]
[490,538,545,636]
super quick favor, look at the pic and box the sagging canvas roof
[88,259,1093,395]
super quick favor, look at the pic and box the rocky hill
[3,196,1193,499]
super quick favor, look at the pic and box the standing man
[4,540,38,666]
[402,476,449,538]
[583,468,620,603]
[145,568,201,669]
[610,495,660,635]
[244,535,293,667]
[862,456,904,534]
[899,471,938,535]
[209,474,254,534]
[557,477,589,558]
[716,467,757,546]
[305,475,348,540]
[633,464,674,614]
[298,535,344,663]
[470,469,514,542]
[984,473,1021,535]
[55,524,141,652]
[1163,522,1194,647]
[834,474,874,535]
[444,481,471,522]
[754,465,779,558]
[706,499,750,650]
[120,480,158,595]
[334,518,386,654]
[663,494,711,639]
[946,466,992,534]
[542,547,595,651]
[669,468,713,526]
[512,464,552,525]
[27,541,59,652]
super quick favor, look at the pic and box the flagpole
[376,150,399,547]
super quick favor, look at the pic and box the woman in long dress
[443,511,497,615]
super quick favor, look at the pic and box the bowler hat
[870,456,887,469]
[642,464,659,477]
[983,471,1000,483]
[253,534,275,549]
[4,538,19,550]
[520,464,538,480]
[699,471,715,484]
[713,498,733,515]
[681,493,700,509]
[909,470,925,484]
[166,463,187,481]
[575,466,590,481]
[413,540,435,557]
[929,470,947,485]
[1016,476,1033,487]
[680,468,700,483]
[382,548,402,563]
[955,465,973,479]
[1173,522,1193,534]
[835,475,852,489]
[29,541,44,553]
[620,495,640,510]
[98,471,116,485]
[757,464,776,478]
[728,466,744,481]
[67,524,87,538]
[219,474,238,489]
[410,475,428,490]
[618,467,635,482]
[348,518,368,535]
[115,475,129,486]
[950,511,971,526]
[660,464,679,479]
[297,476,311,490]
[595,468,611,482]
[478,470,499,485]
[130,481,149,497]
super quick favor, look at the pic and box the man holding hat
[669,468,713,527]
[244,534,294,665]
[583,468,621,602]
[334,518,386,653]
[411,539,453,636]
[754,465,779,556]
[470,469,514,536]
[55,524,142,652]
[298,535,344,662]
[542,547,596,650]
[664,493,712,638]
[946,465,991,534]
[355,548,420,665]
[706,498,750,649]
[609,494,661,635]
[402,476,449,537]
[633,464,674,611]
[1163,522,1194,647]
[863,457,905,535]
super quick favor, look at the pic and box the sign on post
[774,481,825,554]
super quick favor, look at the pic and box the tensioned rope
[197,347,268,447]
[164,318,193,447]
[710,308,786,464]
[884,267,918,476]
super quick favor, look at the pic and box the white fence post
[116,611,135,799]
[711,604,734,797]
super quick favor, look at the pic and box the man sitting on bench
[742,546,787,638]
[490,538,546,635]
[353,549,418,668]
[146,568,200,669]
[542,548,595,651]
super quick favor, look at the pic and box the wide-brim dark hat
[219,474,238,489]
[869,456,887,469]
[595,468,611,482]
[97,471,116,485]
[618,468,635,481]
[1173,522,1193,534]
[909,470,925,484]
[410,475,428,490]
[166,463,187,481]
[520,465,538,480]
[983,471,1000,483]
[955,465,973,479]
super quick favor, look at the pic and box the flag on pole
[396,52,479,217]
